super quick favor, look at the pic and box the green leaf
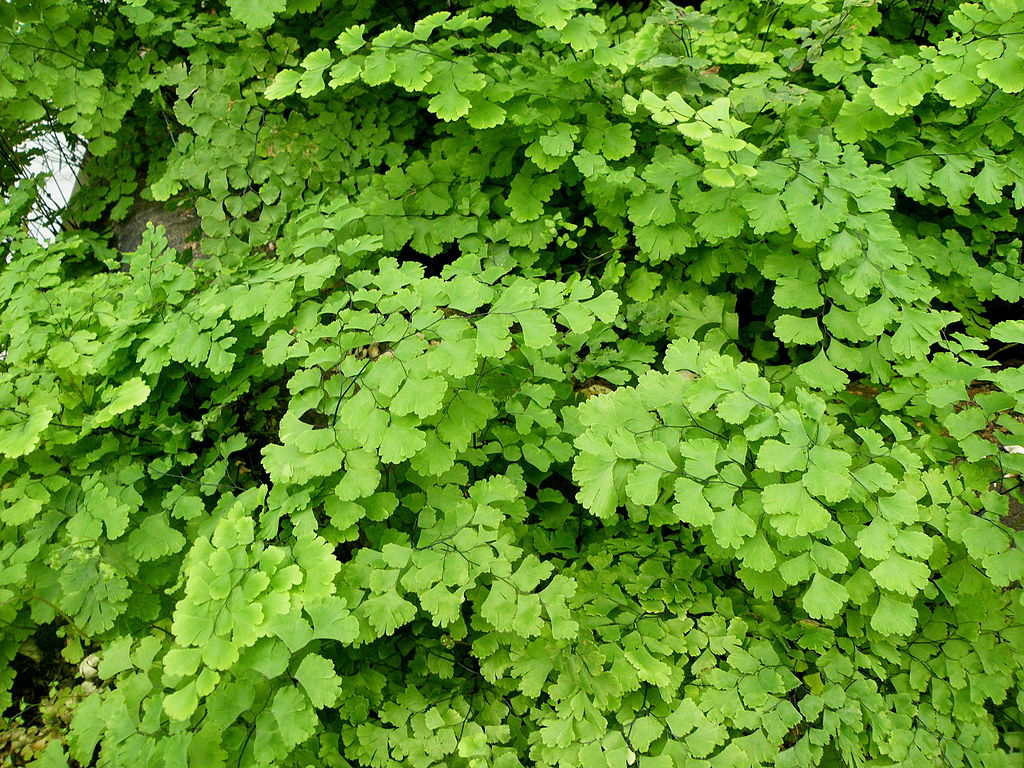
[992,320,1024,343]
[573,434,620,518]
[934,72,982,107]
[702,167,735,188]
[32,740,69,768]
[983,547,1024,587]
[294,653,342,708]
[600,122,635,161]
[625,462,662,506]
[97,637,134,679]
[802,573,848,620]
[329,58,362,87]
[711,505,755,549]
[361,592,417,636]
[774,314,822,345]
[298,49,333,97]
[481,580,517,633]
[628,190,675,227]
[467,98,506,129]
[560,15,605,51]
[226,0,286,30]
[856,519,896,560]
[742,192,791,234]
[539,124,577,157]
[128,514,186,561]
[476,313,513,357]
[628,715,664,752]
[306,597,359,643]
[796,350,848,394]
[761,482,830,536]
[508,173,557,222]
[755,440,805,472]
[869,555,931,596]
[803,445,852,502]
[632,223,679,263]
[672,477,713,526]
[876,490,919,524]
[391,377,447,418]
[428,89,472,121]
[0,405,53,458]
[163,682,199,721]
[539,574,578,640]
[528,0,580,29]
[379,417,426,463]
[517,309,556,349]
[978,55,1024,93]
[774,278,823,310]
[335,25,367,54]
[870,594,918,636]
[665,700,702,737]
[93,377,150,426]
[272,685,319,747]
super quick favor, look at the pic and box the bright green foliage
[3,0,1024,766]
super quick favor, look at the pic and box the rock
[115,200,202,261]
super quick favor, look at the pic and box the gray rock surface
[114,200,202,260]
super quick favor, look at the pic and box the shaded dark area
[3,625,77,723]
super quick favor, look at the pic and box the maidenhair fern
[1,1,1024,766]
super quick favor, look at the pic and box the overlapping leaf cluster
[2,0,1024,766]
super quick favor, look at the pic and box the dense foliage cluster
[2,0,1024,765]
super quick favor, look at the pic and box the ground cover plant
[2,0,1024,765]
